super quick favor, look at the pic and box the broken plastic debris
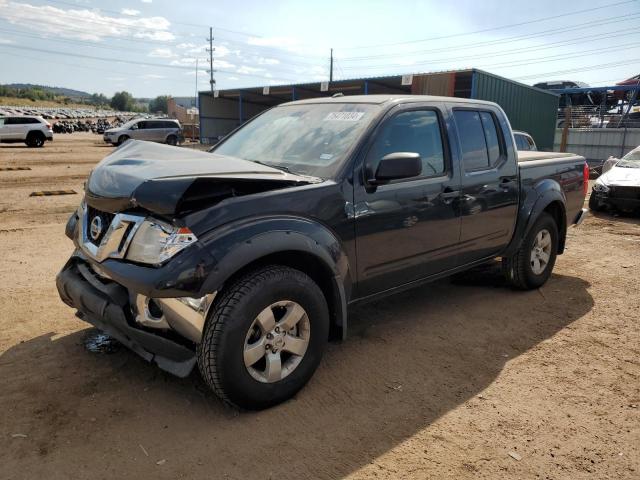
[11,433,28,438]
[156,459,167,465]
[508,451,522,461]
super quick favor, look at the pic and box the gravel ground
[0,134,638,479]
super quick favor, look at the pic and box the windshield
[616,147,640,167]
[212,103,380,178]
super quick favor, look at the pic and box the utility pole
[207,27,216,98]
[329,48,333,83]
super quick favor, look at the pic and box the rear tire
[197,265,329,410]
[502,213,558,290]
[166,135,178,146]
[26,131,45,148]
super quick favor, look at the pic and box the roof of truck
[283,94,498,107]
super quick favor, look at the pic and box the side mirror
[370,152,422,184]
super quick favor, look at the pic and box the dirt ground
[0,134,638,479]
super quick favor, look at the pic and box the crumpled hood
[601,164,640,186]
[85,140,317,216]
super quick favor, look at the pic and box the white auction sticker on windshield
[324,111,365,121]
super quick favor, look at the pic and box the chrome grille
[79,204,145,262]
[86,206,115,247]
[610,186,640,200]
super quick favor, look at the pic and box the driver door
[354,104,462,297]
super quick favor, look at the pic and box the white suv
[0,116,53,147]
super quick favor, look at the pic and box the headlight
[126,218,197,265]
[593,181,609,193]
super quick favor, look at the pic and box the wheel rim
[530,228,552,275]
[243,300,310,383]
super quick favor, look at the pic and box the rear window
[454,109,505,171]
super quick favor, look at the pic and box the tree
[110,91,135,111]
[89,93,109,107]
[149,95,169,114]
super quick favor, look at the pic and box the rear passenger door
[450,106,518,265]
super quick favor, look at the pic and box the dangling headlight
[126,218,197,265]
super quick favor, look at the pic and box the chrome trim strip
[78,203,145,262]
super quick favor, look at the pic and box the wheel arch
[198,218,352,340]
[504,181,568,257]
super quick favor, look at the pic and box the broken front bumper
[56,256,215,377]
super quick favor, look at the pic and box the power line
[339,12,640,62]
[339,31,640,72]
[0,43,300,82]
[339,0,637,50]
[514,59,640,81]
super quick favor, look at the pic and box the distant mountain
[4,84,92,99]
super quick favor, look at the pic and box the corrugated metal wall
[471,70,559,151]
[553,128,640,164]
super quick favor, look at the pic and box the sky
[0,0,638,98]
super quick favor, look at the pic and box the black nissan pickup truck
[57,95,588,409]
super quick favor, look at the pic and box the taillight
[583,163,589,195]
[46,123,52,130]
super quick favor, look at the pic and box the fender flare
[198,216,351,338]
[504,180,567,257]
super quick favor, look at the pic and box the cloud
[141,73,165,79]
[148,48,177,58]
[237,65,265,75]
[257,57,280,66]
[141,0,152,3]
[0,37,14,44]
[0,0,174,42]
[121,8,140,16]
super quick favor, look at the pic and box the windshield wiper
[250,159,293,174]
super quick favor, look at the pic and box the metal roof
[283,94,498,106]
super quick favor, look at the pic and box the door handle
[500,178,515,190]
[440,188,460,203]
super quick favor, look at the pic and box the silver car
[103,118,183,146]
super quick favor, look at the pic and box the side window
[480,112,500,164]
[453,110,488,170]
[526,136,536,150]
[514,135,525,150]
[27,118,41,124]
[454,109,504,171]
[136,121,146,129]
[4,117,16,125]
[368,109,446,177]
[0,118,4,127]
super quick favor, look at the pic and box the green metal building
[199,68,559,150]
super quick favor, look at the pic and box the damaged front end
[57,140,319,376]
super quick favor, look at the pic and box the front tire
[198,265,329,410]
[116,135,129,146]
[503,213,558,290]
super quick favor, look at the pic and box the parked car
[589,146,640,213]
[57,95,588,409]
[0,115,53,147]
[513,130,537,151]
[103,118,183,146]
